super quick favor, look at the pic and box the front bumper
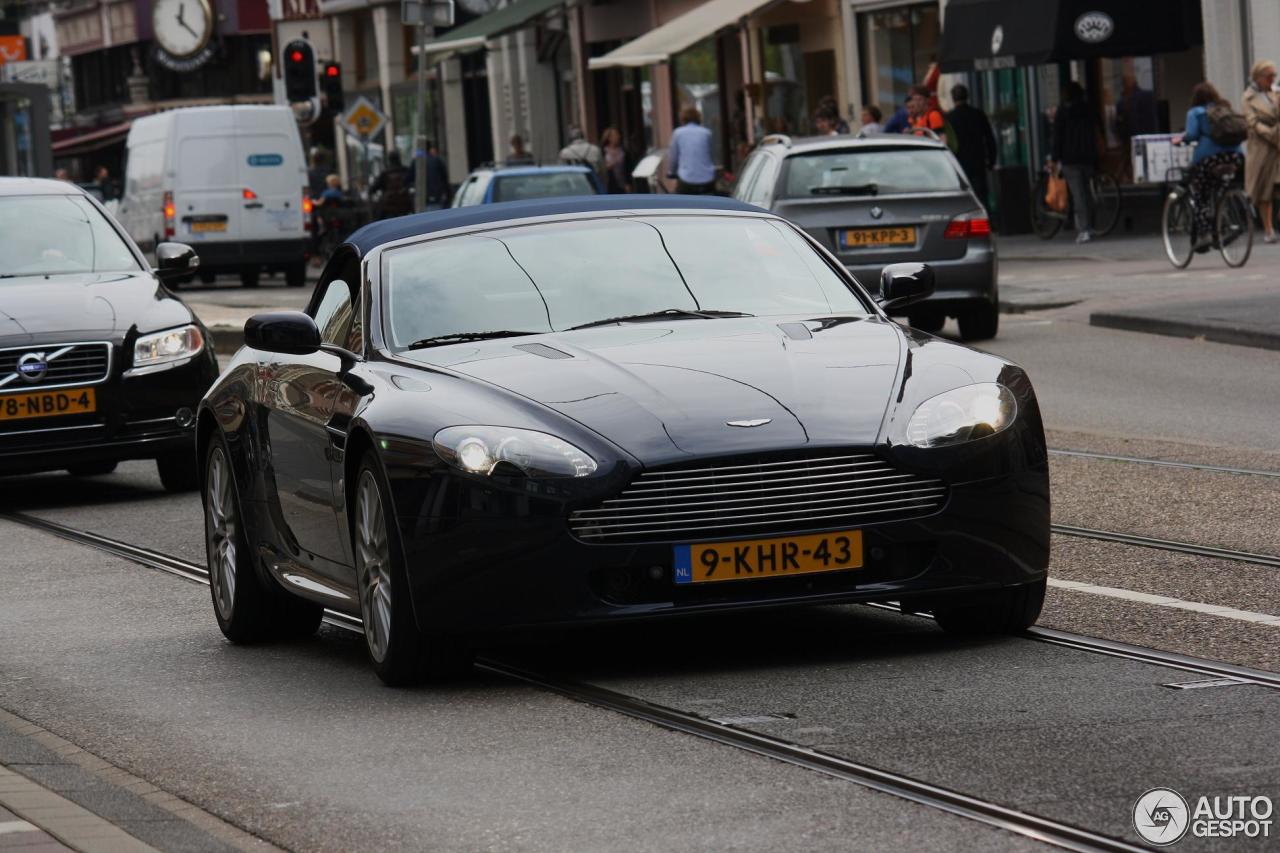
[0,349,218,475]
[395,458,1049,634]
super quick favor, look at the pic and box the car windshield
[0,194,140,277]
[782,148,963,197]
[491,172,597,203]
[383,215,868,348]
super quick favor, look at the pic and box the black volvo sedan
[0,178,217,490]
[198,195,1049,685]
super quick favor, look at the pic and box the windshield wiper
[406,330,542,350]
[810,183,879,196]
[568,308,752,331]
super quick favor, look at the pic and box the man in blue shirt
[667,106,718,194]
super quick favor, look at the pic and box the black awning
[939,0,1203,72]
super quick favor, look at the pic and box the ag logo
[1134,788,1190,846]
[990,25,1004,54]
[1075,11,1114,43]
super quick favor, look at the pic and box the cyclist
[1175,82,1245,252]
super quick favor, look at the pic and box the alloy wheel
[356,469,393,663]
[206,447,238,620]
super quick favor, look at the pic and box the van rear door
[175,135,241,244]
[236,133,306,241]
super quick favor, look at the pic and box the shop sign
[1074,11,1114,44]
[0,35,27,64]
[1,60,58,88]
[153,43,216,73]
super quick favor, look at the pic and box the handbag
[1045,173,1069,213]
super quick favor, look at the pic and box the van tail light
[163,192,175,239]
[242,187,258,200]
[944,211,992,239]
[301,188,314,232]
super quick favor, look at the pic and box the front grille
[570,451,948,544]
[0,342,112,391]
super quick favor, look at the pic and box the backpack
[1207,103,1248,147]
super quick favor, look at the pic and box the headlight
[905,383,1016,448]
[432,426,598,478]
[127,325,204,377]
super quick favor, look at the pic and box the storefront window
[673,37,722,164]
[859,4,939,116]
[762,29,807,136]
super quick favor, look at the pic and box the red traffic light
[290,50,304,63]
[325,64,340,78]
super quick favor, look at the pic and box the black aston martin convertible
[198,195,1050,685]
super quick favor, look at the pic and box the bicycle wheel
[1090,173,1122,236]
[1030,176,1064,240]
[1216,189,1253,267]
[1161,190,1195,268]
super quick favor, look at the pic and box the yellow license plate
[0,387,96,421]
[190,220,227,233]
[674,530,863,585]
[841,227,916,248]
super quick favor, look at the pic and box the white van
[119,106,310,288]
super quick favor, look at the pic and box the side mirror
[154,242,199,282]
[244,311,320,356]
[877,262,935,312]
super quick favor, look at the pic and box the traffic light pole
[414,23,433,213]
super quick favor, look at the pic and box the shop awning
[51,121,132,156]
[419,0,569,62]
[939,0,1202,72]
[588,0,775,70]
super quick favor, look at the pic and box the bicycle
[1030,164,1122,239]
[1161,158,1252,268]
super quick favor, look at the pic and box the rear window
[491,172,596,203]
[782,148,963,198]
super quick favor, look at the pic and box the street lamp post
[403,0,454,213]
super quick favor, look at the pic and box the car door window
[743,156,779,207]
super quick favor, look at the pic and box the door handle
[244,202,264,209]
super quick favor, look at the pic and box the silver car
[733,134,998,341]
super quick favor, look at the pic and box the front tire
[157,452,199,492]
[907,310,945,334]
[353,455,471,686]
[1162,190,1195,268]
[285,262,307,288]
[933,578,1046,635]
[239,268,260,288]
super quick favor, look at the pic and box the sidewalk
[0,708,278,853]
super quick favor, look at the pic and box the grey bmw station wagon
[733,134,998,341]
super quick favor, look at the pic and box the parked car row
[2,117,1023,685]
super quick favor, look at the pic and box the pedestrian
[600,127,631,193]
[666,105,717,194]
[1242,60,1280,243]
[904,85,944,136]
[1050,81,1100,243]
[410,142,450,210]
[817,96,850,134]
[558,126,603,175]
[860,105,884,135]
[370,150,413,220]
[882,102,909,134]
[1174,82,1245,251]
[307,149,328,198]
[813,109,839,136]
[53,168,70,182]
[316,173,348,206]
[946,84,998,205]
[93,165,117,201]
[507,134,535,165]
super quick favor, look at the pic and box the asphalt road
[3,248,1280,851]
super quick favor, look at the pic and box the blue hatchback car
[451,165,603,207]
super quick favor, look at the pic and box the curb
[1089,312,1280,351]
[209,326,245,357]
[1000,299,1081,314]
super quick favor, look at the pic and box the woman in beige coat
[1243,60,1280,242]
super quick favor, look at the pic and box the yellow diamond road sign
[342,96,386,140]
